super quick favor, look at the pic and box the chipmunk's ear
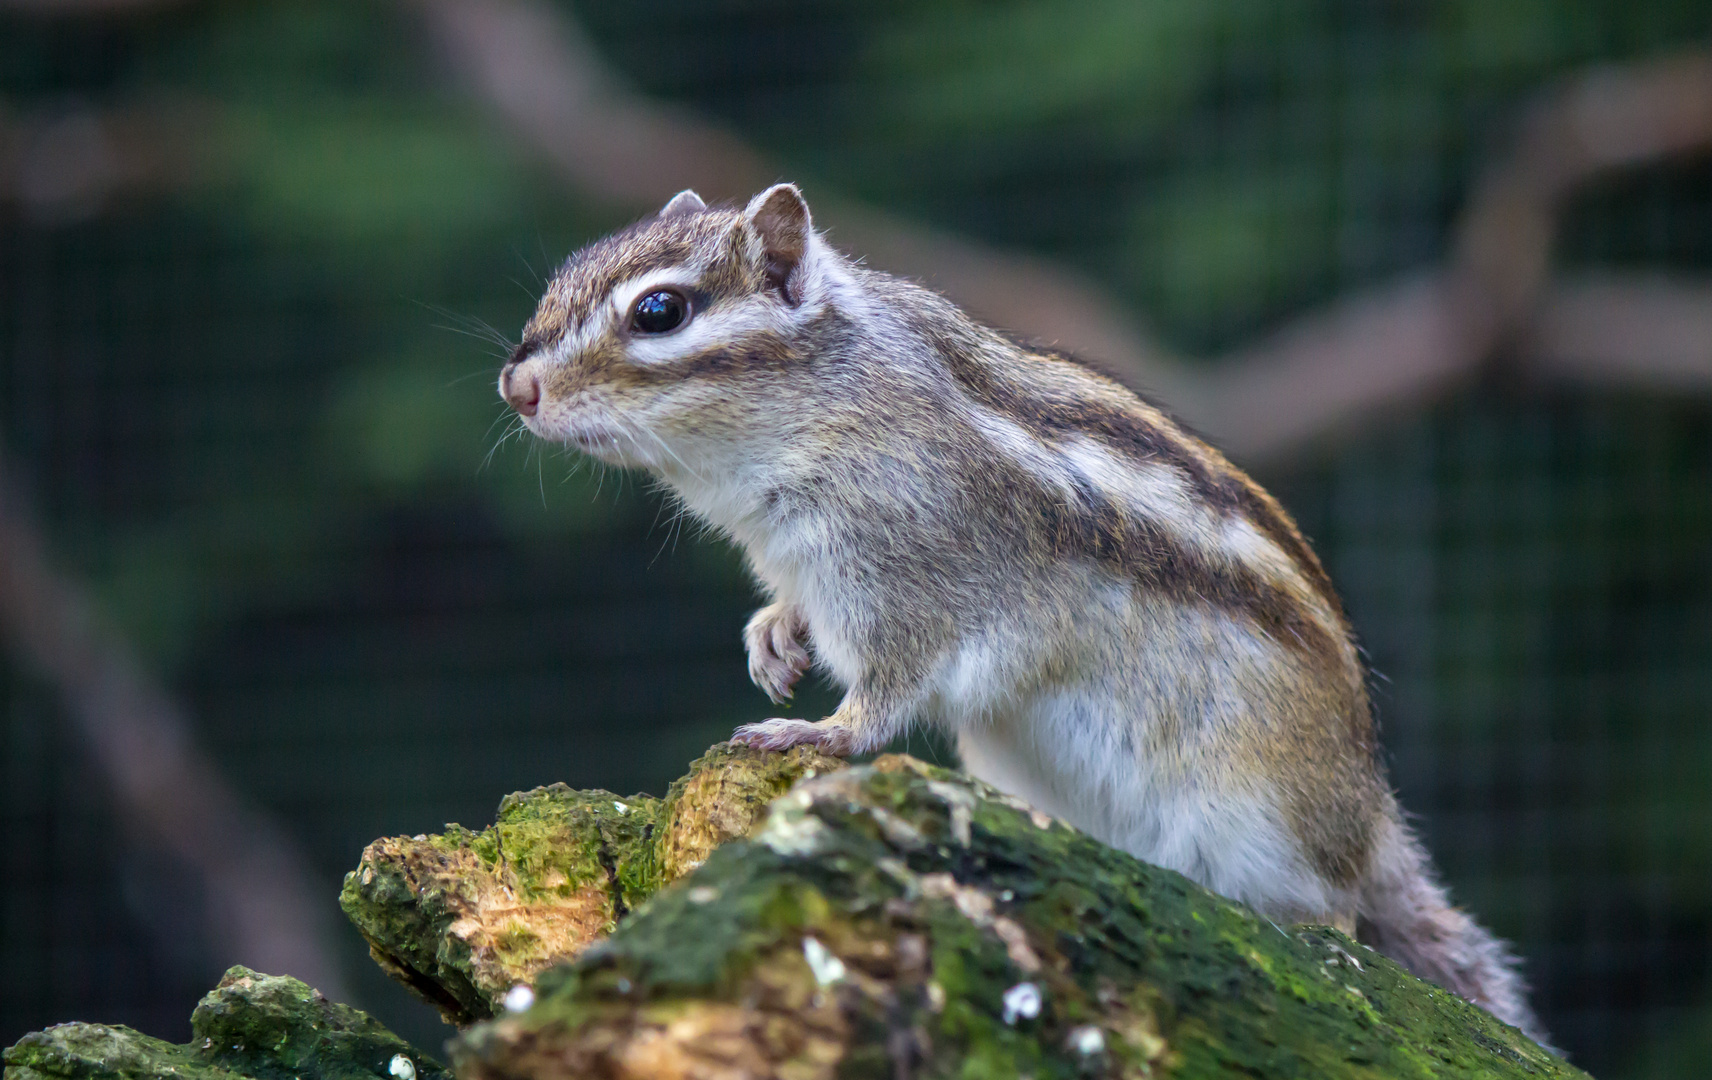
[744,183,812,305]
[658,189,706,218]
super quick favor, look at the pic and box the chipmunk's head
[499,183,840,471]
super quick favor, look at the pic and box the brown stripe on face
[610,307,844,390]
[637,337,803,385]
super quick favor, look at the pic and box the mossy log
[3,967,447,1080]
[339,745,846,1025]
[8,746,1587,1080]
[447,755,1583,1080]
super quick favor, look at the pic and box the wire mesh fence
[1,2,1709,1076]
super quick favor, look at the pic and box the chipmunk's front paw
[744,602,811,704]
[729,718,856,756]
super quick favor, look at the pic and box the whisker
[480,412,529,473]
[512,244,545,288]
[415,301,519,357]
[428,322,513,353]
[624,418,702,482]
[447,366,505,389]
[558,451,587,483]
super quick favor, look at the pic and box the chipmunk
[498,184,1550,1045]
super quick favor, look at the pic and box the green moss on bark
[4,1023,235,1080]
[451,756,1585,1080]
[9,748,1591,1079]
[339,744,846,1026]
[3,968,447,1080]
[339,785,663,1024]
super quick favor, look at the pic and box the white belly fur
[939,601,1352,924]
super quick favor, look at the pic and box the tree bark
[3,967,447,1080]
[338,745,845,1025]
[6,747,1588,1079]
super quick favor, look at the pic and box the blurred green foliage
[5,2,644,662]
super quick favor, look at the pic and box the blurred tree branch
[400,0,1188,403]
[0,98,205,223]
[407,0,1712,462]
[4,1,1708,460]
[403,0,1712,461]
[1207,51,1712,459]
[0,446,348,1000]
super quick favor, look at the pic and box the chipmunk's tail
[1356,811,1556,1053]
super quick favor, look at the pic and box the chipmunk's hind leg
[1358,814,1556,1052]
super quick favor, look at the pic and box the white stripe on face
[627,300,800,366]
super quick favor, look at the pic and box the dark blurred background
[1,1,1709,1076]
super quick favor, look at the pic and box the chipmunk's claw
[729,718,856,756]
[745,603,811,705]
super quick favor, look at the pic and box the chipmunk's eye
[630,289,689,334]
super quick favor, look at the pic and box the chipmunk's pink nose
[502,365,541,417]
